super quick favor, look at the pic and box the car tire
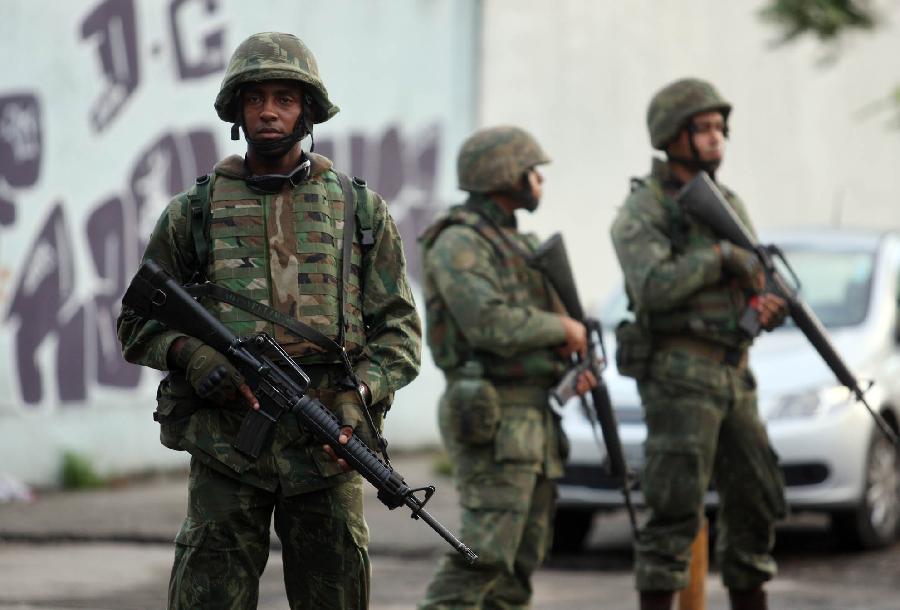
[551,507,594,553]
[830,429,900,550]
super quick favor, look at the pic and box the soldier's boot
[728,586,767,610]
[638,590,674,610]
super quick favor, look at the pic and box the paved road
[1,452,898,609]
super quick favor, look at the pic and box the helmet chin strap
[231,93,316,158]
[667,124,722,179]
[499,173,539,212]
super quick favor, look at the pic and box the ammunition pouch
[444,362,501,446]
[615,320,653,380]
[154,372,201,451]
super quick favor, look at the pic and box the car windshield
[599,246,876,330]
[776,246,874,328]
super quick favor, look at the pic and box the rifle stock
[677,172,900,448]
[529,234,638,534]
[122,260,479,564]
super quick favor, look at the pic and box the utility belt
[656,335,748,369]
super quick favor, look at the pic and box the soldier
[117,32,421,609]
[418,126,596,609]
[610,78,789,610]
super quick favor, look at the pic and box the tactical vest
[636,175,751,349]
[421,204,566,380]
[193,169,368,362]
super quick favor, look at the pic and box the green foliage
[759,0,878,44]
[60,451,104,489]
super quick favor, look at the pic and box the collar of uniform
[650,156,684,190]
[213,151,335,181]
[467,193,517,229]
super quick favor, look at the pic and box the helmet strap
[497,172,539,212]
[667,122,722,179]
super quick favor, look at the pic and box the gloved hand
[176,337,247,406]
[332,388,377,448]
[718,241,765,292]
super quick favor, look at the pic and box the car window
[778,247,874,329]
[599,247,876,330]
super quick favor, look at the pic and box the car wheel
[831,429,900,550]
[551,507,594,553]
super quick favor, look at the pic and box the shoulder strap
[352,176,375,246]
[336,172,357,349]
[186,174,212,283]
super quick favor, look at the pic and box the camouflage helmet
[457,126,550,193]
[214,32,339,125]
[646,78,731,150]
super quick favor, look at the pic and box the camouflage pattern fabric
[215,32,339,124]
[610,157,786,593]
[169,458,370,609]
[636,349,785,591]
[117,148,419,608]
[646,78,731,150]
[207,153,367,357]
[418,195,569,609]
[456,126,550,193]
[611,158,756,349]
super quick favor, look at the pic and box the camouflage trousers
[168,457,370,610]
[420,385,560,610]
[634,346,786,593]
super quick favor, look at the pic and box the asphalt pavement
[1,452,899,609]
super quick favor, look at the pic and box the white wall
[0,0,479,486]
[480,0,900,311]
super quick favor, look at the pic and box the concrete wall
[4,0,900,486]
[480,0,900,310]
[0,0,479,486]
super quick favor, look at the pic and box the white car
[556,229,900,551]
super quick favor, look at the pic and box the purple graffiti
[7,128,218,405]
[0,93,43,228]
[169,0,226,80]
[81,0,140,133]
[6,205,86,404]
[317,123,444,282]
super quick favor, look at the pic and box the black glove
[175,337,246,405]
[719,241,764,292]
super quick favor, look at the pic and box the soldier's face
[527,168,544,203]
[241,80,304,140]
[669,111,727,164]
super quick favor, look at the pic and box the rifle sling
[183,283,342,359]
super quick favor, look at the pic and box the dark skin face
[241,80,305,175]
[666,110,727,184]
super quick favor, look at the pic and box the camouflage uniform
[117,33,421,610]
[610,79,786,596]
[418,127,569,609]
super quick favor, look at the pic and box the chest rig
[631,173,750,347]
[182,168,374,364]
[422,204,559,377]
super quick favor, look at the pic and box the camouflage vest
[421,203,565,380]
[637,173,751,349]
[194,159,368,363]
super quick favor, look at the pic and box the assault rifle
[122,260,478,564]
[529,234,638,534]
[677,172,900,449]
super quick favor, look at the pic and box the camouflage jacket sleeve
[353,191,422,405]
[427,224,566,358]
[116,194,196,371]
[610,187,722,313]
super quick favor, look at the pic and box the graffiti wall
[0,0,478,485]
